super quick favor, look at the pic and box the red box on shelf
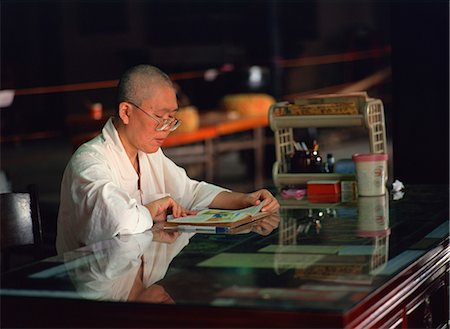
[307,180,341,203]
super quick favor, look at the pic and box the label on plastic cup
[352,153,388,196]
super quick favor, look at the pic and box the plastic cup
[352,153,388,196]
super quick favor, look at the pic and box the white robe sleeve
[77,150,153,239]
[159,151,229,211]
[57,147,153,253]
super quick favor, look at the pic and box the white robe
[56,118,227,254]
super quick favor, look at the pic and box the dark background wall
[1,0,391,114]
[1,0,448,187]
[390,1,449,184]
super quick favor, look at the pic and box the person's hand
[145,196,196,222]
[245,189,280,213]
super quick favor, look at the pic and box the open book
[164,200,269,231]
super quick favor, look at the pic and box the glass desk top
[1,185,449,319]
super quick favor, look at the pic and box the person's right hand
[145,196,196,222]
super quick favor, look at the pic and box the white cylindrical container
[352,153,388,196]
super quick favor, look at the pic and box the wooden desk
[1,185,449,328]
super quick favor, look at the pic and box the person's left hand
[246,189,280,213]
[145,196,197,222]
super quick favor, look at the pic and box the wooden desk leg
[254,127,264,189]
[205,139,214,182]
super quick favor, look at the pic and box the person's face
[121,85,179,154]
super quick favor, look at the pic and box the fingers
[262,198,280,212]
[183,209,198,216]
[146,196,193,222]
[169,199,182,218]
[172,204,197,218]
[250,189,280,212]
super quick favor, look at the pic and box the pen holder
[290,150,312,173]
[289,150,323,173]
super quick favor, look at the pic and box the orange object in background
[307,180,341,203]
[220,93,275,118]
[90,103,103,120]
[170,106,200,134]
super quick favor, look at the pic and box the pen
[301,142,308,151]
[176,225,229,233]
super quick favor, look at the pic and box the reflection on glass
[63,229,189,303]
[274,198,390,283]
[62,215,280,304]
[357,194,390,271]
[357,194,390,237]
[229,212,280,236]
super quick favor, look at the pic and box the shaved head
[117,64,174,107]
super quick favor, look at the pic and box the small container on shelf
[290,150,311,173]
[325,153,335,173]
[280,187,306,200]
[307,180,341,203]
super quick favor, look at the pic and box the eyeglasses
[127,101,181,132]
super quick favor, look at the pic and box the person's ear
[118,102,132,124]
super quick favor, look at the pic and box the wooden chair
[1,184,44,272]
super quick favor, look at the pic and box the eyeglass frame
[125,100,182,132]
